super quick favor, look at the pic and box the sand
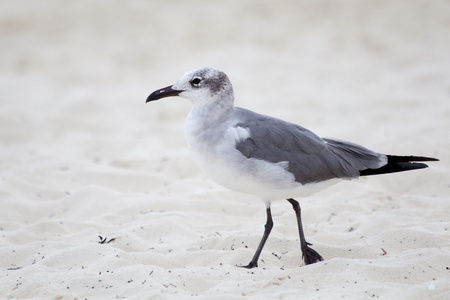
[1,0,449,299]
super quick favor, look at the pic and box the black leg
[239,206,273,269]
[286,198,324,265]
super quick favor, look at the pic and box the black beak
[146,85,182,103]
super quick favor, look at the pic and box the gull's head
[146,67,234,106]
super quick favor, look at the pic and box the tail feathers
[359,155,438,176]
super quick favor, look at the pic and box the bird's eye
[191,77,202,86]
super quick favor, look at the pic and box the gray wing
[234,108,386,184]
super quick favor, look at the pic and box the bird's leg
[239,206,273,269]
[286,198,324,265]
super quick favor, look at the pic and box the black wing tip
[359,154,438,176]
[359,153,440,177]
[387,155,439,163]
[359,161,430,177]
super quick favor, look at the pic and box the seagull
[146,67,438,268]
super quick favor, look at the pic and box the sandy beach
[1,1,449,299]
